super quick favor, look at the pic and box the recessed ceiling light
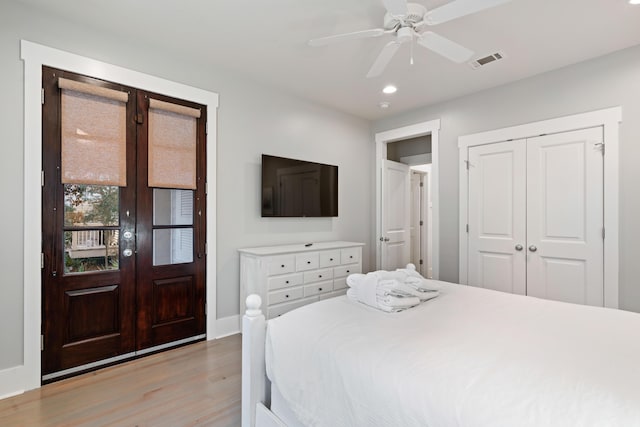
[379,101,391,109]
[630,0,640,4]
[382,85,397,94]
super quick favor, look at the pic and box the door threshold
[42,334,206,382]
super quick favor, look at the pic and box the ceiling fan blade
[308,29,386,47]
[382,0,408,16]
[366,41,401,78]
[417,31,474,63]
[425,0,512,25]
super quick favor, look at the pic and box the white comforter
[265,281,640,427]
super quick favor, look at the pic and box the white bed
[242,280,640,427]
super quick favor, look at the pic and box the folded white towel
[346,273,366,288]
[345,264,439,312]
[346,289,417,313]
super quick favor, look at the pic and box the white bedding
[265,281,640,427]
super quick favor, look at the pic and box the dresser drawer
[268,255,295,276]
[334,264,361,278]
[303,280,334,297]
[269,287,304,305]
[333,276,348,290]
[320,289,347,300]
[296,252,319,272]
[268,273,303,291]
[341,247,360,264]
[319,250,341,268]
[268,296,319,318]
[303,268,334,284]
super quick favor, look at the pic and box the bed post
[242,294,268,427]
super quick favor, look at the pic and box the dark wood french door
[42,67,207,379]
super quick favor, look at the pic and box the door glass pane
[64,184,119,226]
[153,189,193,226]
[64,230,119,274]
[153,228,193,266]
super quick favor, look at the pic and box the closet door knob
[529,245,538,252]
[515,244,523,251]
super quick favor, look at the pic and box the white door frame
[12,40,219,396]
[458,107,621,308]
[375,119,440,278]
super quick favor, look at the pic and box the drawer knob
[285,280,289,284]
[319,275,322,278]
[346,270,350,273]
[319,287,323,291]
[281,264,285,268]
[307,261,311,264]
[350,256,353,259]
[285,294,289,298]
[330,258,333,261]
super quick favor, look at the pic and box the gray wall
[374,44,640,314]
[0,2,373,371]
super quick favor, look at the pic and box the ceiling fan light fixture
[630,0,640,5]
[383,85,398,94]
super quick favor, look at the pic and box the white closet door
[468,140,527,294]
[526,127,604,306]
[382,159,410,270]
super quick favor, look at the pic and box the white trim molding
[215,315,241,339]
[375,119,441,279]
[458,107,621,308]
[12,40,219,396]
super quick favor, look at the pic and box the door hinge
[595,142,604,154]
[602,227,605,239]
[41,170,45,187]
[205,302,208,314]
[419,182,424,187]
[40,334,44,351]
[41,88,45,105]
[466,224,469,233]
[419,259,423,265]
[135,113,144,124]
[205,182,208,195]
[464,160,470,170]
[41,253,44,269]
[419,220,424,226]
[205,243,208,255]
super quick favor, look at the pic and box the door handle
[383,237,390,242]
[515,244,523,251]
[528,245,537,252]
[123,248,133,257]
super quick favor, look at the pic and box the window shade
[148,99,200,190]
[60,78,128,186]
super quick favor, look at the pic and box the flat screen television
[261,154,338,217]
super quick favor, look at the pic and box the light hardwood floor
[0,334,242,427]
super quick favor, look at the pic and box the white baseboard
[215,315,241,338]
[0,365,26,401]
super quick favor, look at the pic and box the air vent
[469,51,506,70]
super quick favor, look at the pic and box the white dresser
[239,241,365,319]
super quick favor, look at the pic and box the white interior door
[382,159,410,270]
[467,140,527,294]
[526,127,604,305]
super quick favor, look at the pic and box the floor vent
[469,51,505,69]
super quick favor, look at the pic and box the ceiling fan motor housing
[384,3,427,29]
[396,27,413,43]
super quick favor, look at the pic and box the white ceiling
[14,0,640,120]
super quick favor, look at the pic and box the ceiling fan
[308,0,512,78]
